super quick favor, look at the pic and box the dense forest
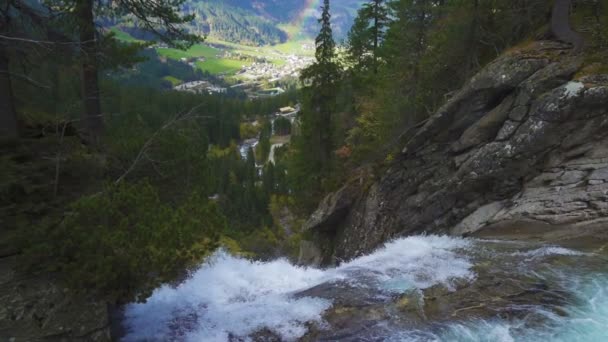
[1,0,608,332]
[290,0,608,211]
[1,0,299,304]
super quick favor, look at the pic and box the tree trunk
[372,0,379,74]
[77,0,103,143]
[0,42,18,142]
[464,0,480,79]
[551,0,584,52]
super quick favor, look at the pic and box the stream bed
[121,235,608,341]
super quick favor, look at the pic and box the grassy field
[111,27,311,76]
[272,40,314,56]
[163,76,182,86]
[195,59,249,75]
[156,44,253,75]
[157,44,219,60]
[109,27,143,43]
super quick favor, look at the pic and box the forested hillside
[182,1,288,45]
[212,0,364,38]
[1,0,298,311]
[289,0,608,211]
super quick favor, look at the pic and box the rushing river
[121,236,608,342]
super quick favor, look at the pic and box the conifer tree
[53,0,201,143]
[346,12,372,69]
[299,0,340,168]
[346,0,390,73]
[290,0,341,210]
[0,0,50,142]
[0,4,18,141]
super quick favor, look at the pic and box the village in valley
[169,43,315,99]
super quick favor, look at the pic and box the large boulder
[304,41,608,263]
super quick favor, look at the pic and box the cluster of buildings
[173,80,227,95]
[236,54,314,82]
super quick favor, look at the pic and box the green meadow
[109,27,143,43]
[111,27,312,76]
[163,75,182,86]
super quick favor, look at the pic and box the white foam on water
[122,235,475,341]
[386,274,608,342]
[511,246,589,258]
[122,252,331,342]
[336,235,475,291]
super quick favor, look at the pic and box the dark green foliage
[347,0,390,73]
[572,0,608,65]
[289,0,343,210]
[110,49,221,90]
[26,182,223,303]
[343,0,555,162]
[263,162,276,194]
[346,12,373,70]
[256,118,272,164]
[273,117,292,136]
[96,0,200,50]
[8,42,294,297]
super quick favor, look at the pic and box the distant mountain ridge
[182,1,287,45]
[183,0,364,45]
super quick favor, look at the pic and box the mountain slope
[183,1,287,45]
[181,0,364,45]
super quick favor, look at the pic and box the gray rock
[304,180,361,232]
[303,41,608,264]
[496,120,520,141]
[451,201,505,236]
[298,240,323,267]
[452,95,515,152]
[551,170,588,186]
[589,167,608,181]
[509,105,529,121]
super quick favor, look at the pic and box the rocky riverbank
[302,41,608,265]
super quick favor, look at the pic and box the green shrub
[240,122,261,140]
[25,181,224,303]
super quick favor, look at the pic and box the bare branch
[114,104,210,184]
[53,120,70,198]
[0,34,97,46]
[0,70,51,89]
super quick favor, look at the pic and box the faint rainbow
[290,0,321,38]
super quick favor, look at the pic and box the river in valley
[121,235,607,341]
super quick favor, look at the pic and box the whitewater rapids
[121,236,608,342]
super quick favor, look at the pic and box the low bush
[25,181,224,303]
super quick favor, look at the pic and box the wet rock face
[0,256,110,342]
[305,41,608,263]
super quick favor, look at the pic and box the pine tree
[299,0,341,169]
[0,28,18,141]
[290,0,341,210]
[363,0,390,72]
[346,12,372,69]
[54,0,201,144]
[0,0,49,142]
[346,0,390,74]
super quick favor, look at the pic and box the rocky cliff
[303,41,608,265]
